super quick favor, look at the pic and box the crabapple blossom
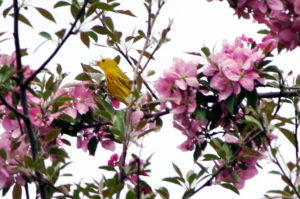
[69,84,96,115]
[203,36,265,100]
[210,0,300,49]
[156,58,206,151]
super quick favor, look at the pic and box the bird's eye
[102,60,105,62]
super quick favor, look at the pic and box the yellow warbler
[97,58,132,104]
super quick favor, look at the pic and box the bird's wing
[117,71,132,90]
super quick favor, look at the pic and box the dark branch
[258,89,300,98]
[0,94,26,120]
[23,0,90,88]
[13,0,22,71]
[13,0,47,198]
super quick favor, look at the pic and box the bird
[97,58,132,104]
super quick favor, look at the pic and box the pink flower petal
[101,140,116,151]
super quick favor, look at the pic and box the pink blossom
[131,109,144,125]
[266,0,284,10]
[107,153,119,167]
[0,53,16,66]
[177,139,194,151]
[208,0,300,50]
[155,77,175,98]
[164,58,199,90]
[101,140,115,151]
[69,84,95,115]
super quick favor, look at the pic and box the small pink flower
[164,58,199,90]
[266,0,284,11]
[177,139,194,151]
[69,84,95,115]
[132,109,144,125]
[0,53,16,66]
[108,153,119,167]
[101,140,115,151]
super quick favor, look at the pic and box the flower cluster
[156,58,206,151]
[210,0,300,50]
[0,53,112,188]
[203,36,265,101]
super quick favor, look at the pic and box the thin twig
[23,0,90,88]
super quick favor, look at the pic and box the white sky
[1,0,300,198]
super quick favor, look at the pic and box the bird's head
[97,58,117,73]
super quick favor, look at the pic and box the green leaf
[201,47,210,57]
[92,25,110,35]
[186,171,197,185]
[0,149,7,160]
[126,190,136,199]
[99,166,116,172]
[87,31,98,42]
[227,95,235,115]
[172,162,183,178]
[156,187,169,199]
[16,14,33,27]
[117,10,136,17]
[279,127,296,147]
[59,114,76,123]
[39,31,52,40]
[80,32,90,48]
[246,90,258,108]
[48,147,68,158]
[220,183,240,194]
[94,109,112,121]
[88,137,98,156]
[95,2,114,11]
[113,110,125,133]
[45,128,61,142]
[3,6,12,18]
[257,29,270,34]
[203,153,219,160]
[196,109,206,122]
[98,99,115,115]
[147,70,155,77]
[75,72,91,81]
[53,96,73,108]
[56,64,62,74]
[36,7,56,23]
[55,29,66,39]
[244,115,263,130]
[162,177,182,186]
[104,17,114,31]
[12,184,22,199]
[54,1,70,8]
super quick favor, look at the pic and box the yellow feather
[97,58,132,104]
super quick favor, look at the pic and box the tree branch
[13,0,22,71]
[0,94,26,120]
[23,0,90,88]
[13,1,47,198]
